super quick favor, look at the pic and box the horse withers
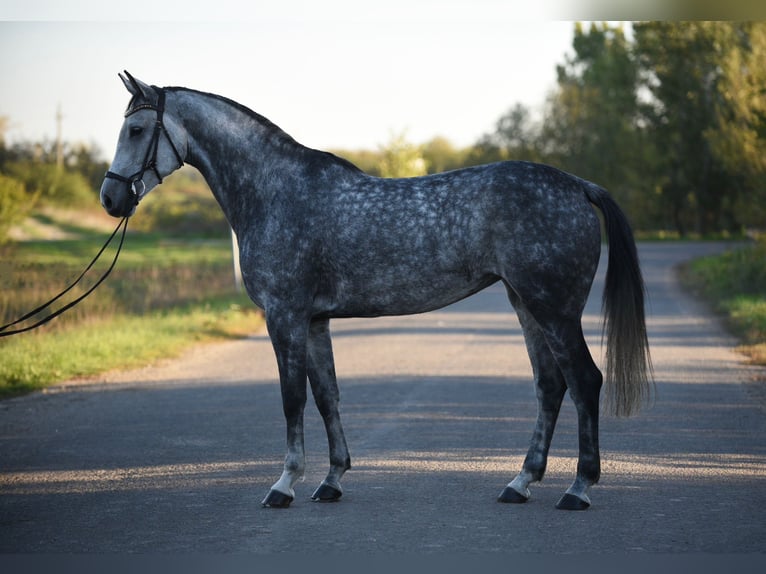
[101,71,652,511]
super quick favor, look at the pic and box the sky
[0,1,707,162]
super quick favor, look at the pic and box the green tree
[4,161,92,207]
[542,22,652,225]
[377,132,428,178]
[0,173,28,244]
[421,136,459,174]
[704,22,766,229]
[330,148,386,175]
[469,103,543,166]
[634,21,766,235]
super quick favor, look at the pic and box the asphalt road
[1,242,765,554]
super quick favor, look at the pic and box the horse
[100,71,652,511]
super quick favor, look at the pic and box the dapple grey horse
[101,72,652,510]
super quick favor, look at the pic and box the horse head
[100,71,186,217]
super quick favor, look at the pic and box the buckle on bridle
[130,179,146,204]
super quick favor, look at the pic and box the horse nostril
[102,194,113,210]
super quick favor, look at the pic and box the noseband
[104,87,184,208]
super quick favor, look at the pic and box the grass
[681,239,766,365]
[0,299,262,398]
[1,214,263,399]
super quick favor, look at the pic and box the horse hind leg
[307,318,351,502]
[534,312,603,510]
[498,299,567,504]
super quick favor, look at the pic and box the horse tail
[583,182,653,417]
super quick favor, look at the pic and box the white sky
[0,1,620,160]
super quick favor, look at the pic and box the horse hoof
[261,489,294,508]
[555,493,590,511]
[311,483,343,502]
[497,486,529,504]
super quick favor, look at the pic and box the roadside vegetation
[0,198,263,399]
[681,238,766,366]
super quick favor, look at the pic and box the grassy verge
[1,220,263,399]
[680,240,766,365]
[0,298,263,399]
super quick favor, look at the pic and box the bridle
[104,86,184,209]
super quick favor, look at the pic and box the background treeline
[2,22,765,241]
[338,22,766,237]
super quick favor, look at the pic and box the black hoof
[555,493,590,511]
[311,483,343,502]
[261,489,294,508]
[497,486,529,504]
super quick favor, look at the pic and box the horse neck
[169,89,325,233]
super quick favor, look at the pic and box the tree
[704,22,766,229]
[542,22,652,224]
[377,132,428,178]
[421,136,467,174]
[470,103,543,166]
[0,173,28,244]
[634,21,766,234]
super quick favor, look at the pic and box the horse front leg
[307,318,351,502]
[261,311,310,509]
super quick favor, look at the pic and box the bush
[4,161,95,207]
[0,173,30,244]
[129,190,229,237]
[684,239,766,364]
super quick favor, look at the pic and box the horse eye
[129,126,144,137]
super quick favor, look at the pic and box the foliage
[542,23,658,228]
[334,136,473,176]
[339,22,765,237]
[468,103,543,166]
[0,129,108,209]
[632,22,766,235]
[0,230,262,398]
[376,131,428,178]
[127,167,229,237]
[0,299,262,399]
[470,22,765,236]
[3,161,94,207]
[0,173,30,244]
[682,239,766,365]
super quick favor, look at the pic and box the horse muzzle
[100,177,140,218]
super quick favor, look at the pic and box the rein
[104,86,184,207]
[0,216,129,337]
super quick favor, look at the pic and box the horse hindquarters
[495,187,604,509]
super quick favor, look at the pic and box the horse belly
[315,264,497,319]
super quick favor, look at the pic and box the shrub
[0,173,29,244]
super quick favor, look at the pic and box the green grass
[1,219,263,399]
[681,240,766,365]
[0,299,263,398]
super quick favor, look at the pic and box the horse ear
[119,71,151,99]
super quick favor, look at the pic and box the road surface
[1,242,765,554]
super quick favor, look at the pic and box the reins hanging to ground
[0,216,130,338]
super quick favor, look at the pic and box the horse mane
[165,86,364,175]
